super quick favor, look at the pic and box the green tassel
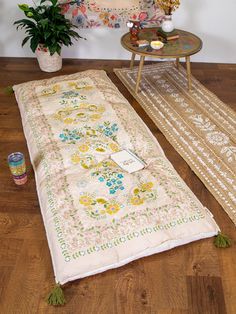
[214,232,232,248]
[47,283,66,306]
[4,86,14,95]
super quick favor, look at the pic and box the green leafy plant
[14,0,84,55]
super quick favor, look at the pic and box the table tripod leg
[135,55,145,93]
[130,53,135,69]
[186,56,191,90]
[176,57,180,69]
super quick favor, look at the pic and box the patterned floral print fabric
[60,0,163,28]
[13,70,219,284]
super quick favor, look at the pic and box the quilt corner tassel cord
[46,282,66,306]
[214,232,232,248]
[4,86,14,95]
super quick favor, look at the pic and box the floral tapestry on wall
[60,0,163,28]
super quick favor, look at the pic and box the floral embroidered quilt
[60,0,163,28]
[13,70,219,284]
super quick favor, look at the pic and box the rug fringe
[46,283,66,306]
[214,232,232,248]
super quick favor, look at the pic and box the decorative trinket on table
[127,20,142,42]
[136,40,149,47]
[150,40,164,50]
[157,28,179,41]
[8,152,27,185]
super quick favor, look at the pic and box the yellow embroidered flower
[141,182,154,191]
[76,112,86,117]
[79,195,93,206]
[133,188,140,195]
[53,84,60,92]
[96,198,107,204]
[68,82,76,88]
[78,144,89,153]
[91,114,101,120]
[96,147,106,152]
[86,129,97,136]
[97,106,105,113]
[130,197,144,206]
[64,117,74,124]
[41,84,60,96]
[80,156,96,169]
[88,104,97,111]
[71,153,81,164]
[106,203,120,215]
[54,113,61,120]
[109,143,119,152]
[79,103,88,109]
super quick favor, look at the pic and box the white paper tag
[110,149,146,173]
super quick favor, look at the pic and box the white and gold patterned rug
[114,62,236,225]
[14,70,219,285]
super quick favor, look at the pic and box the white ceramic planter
[35,45,62,72]
[161,15,174,33]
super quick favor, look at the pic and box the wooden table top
[121,28,202,58]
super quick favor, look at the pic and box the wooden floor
[0,58,235,314]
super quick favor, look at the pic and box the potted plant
[14,0,84,72]
[156,0,180,32]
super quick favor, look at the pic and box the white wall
[0,0,236,63]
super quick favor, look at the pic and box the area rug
[13,70,219,286]
[114,62,236,225]
[60,0,162,28]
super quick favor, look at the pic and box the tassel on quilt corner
[46,282,66,306]
[214,232,232,248]
[4,86,14,95]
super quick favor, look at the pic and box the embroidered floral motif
[220,146,236,163]
[79,193,123,219]
[206,131,229,146]
[129,181,156,205]
[54,103,105,124]
[59,129,82,144]
[71,153,96,169]
[91,160,125,194]
[68,81,94,91]
[60,1,162,29]
[190,114,216,132]
[62,90,85,99]
[40,84,60,96]
[98,121,118,141]
[59,121,119,145]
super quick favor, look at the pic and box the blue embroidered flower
[62,91,80,98]
[59,129,82,144]
[98,121,119,141]
[92,164,125,195]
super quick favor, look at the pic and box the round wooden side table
[121,28,202,93]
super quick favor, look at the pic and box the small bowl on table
[150,40,164,50]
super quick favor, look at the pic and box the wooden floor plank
[187,276,227,314]
[0,58,235,313]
